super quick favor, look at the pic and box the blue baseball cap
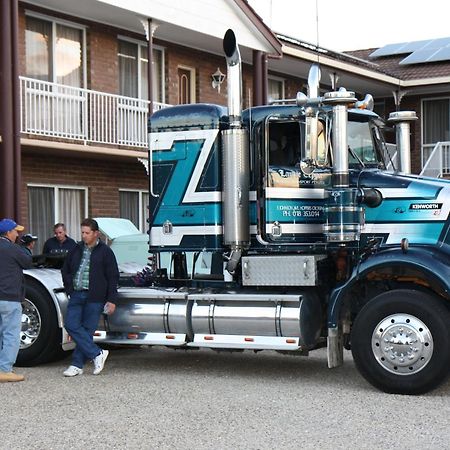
[0,218,25,234]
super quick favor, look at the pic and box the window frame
[421,96,450,167]
[267,74,285,103]
[117,35,165,103]
[27,183,89,223]
[119,188,148,232]
[25,10,87,88]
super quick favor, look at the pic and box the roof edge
[233,0,282,56]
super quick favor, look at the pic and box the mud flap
[327,326,343,368]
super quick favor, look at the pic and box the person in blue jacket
[43,223,76,256]
[0,218,32,382]
[61,218,119,377]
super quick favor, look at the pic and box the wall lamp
[211,67,226,93]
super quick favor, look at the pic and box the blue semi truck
[20,30,450,394]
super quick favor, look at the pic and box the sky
[247,0,450,51]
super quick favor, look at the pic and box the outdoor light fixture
[211,67,226,93]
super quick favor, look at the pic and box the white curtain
[268,78,284,103]
[55,24,82,87]
[119,191,139,229]
[119,41,138,98]
[141,192,149,232]
[59,188,83,242]
[28,187,54,253]
[25,16,51,81]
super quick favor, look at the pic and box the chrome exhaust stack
[222,29,250,273]
[388,111,418,174]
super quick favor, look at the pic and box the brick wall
[21,152,148,229]
[88,29,119,94]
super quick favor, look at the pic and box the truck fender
[24,268,68,329]
[328,246,450,328]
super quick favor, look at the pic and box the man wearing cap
[0,218,32,382]
[19,234,38,256]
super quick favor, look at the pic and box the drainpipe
[11,0,21,221]
[146,18,154,116]
[0,0,17,219]
[261,53,268,105]
[252,50,263,106]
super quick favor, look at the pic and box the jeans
[65,291,104,369]
[0,300,22,372]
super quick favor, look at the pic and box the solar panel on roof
[429,46,450,62]
[369,39,431,58]
[399,49,440,65]
[371,36,450,65]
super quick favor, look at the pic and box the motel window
[119,190,149,232]
[118,39,164,103]
[422,98,450,167]
[25,14,85,88]
[268,76,285,103]
[28,185,88,251]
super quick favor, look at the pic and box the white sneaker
[63,365,83,377]
[93,350,109,375]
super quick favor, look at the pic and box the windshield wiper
[348,146,366,168]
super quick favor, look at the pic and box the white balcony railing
[19,77,171,148]
[420,142,450,178]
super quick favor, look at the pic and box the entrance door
[178,67,195,104]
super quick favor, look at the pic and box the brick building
[1,0,450,248]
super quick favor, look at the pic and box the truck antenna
[315,0,320,64]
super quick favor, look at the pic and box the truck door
[260,117,330,244]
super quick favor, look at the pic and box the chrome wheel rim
[21,298,42,349]
[371,313,433,375]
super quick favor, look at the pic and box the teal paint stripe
[365,199,447,222]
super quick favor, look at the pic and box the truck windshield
[348,120,378,166]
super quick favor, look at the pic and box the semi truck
[20,30,450,395]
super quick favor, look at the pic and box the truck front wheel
[16,283,64,366]
[351,289,450,395]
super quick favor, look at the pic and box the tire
[15,282,64,367]
[351,289,450,395]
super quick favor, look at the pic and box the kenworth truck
[20,30,450,394]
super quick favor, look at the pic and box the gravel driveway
[2,347,450,449]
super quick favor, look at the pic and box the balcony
[19,77,171,149]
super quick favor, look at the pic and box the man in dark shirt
[43,223,77,255]
[62,218,119,377]
[0,218,32,382]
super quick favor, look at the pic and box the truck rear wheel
[16,283,64,366]
[351,289,450,395]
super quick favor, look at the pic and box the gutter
[282,45,400,86]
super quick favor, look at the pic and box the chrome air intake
[388,111,418,174]
[222,29,250,271]
[323,89,363,243]
[305,64,321,161]
[323,88,356,187]
[307,63,321,99]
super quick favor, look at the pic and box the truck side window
[267,120,301,187]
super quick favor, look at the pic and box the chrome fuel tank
[107,288,191,335]
[106,288,322,348]
[190,291,321,347]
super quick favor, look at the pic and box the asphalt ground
[2,347,450,450]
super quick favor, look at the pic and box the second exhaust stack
[221,29,249,272]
